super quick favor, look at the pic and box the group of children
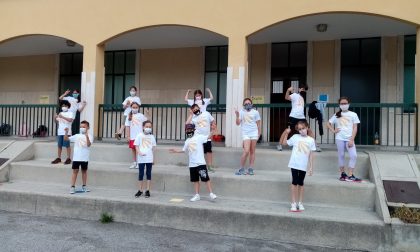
[52,85,361,210]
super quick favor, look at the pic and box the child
[64,120,93,194]
[281,121,316,211]
[59,89,87,120]
[186,104,216,172]
[234,98,261,175]
[51,100,74,164]
[115,86,142,140]
[128,102,148,169]
[134,120,156,198]
[185,88,213,112]
[327,97,361,182]
[169,124,217,202]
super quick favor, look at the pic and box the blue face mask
[244,104,253,111]
[72,93,79,99]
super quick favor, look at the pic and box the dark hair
[129,86,137,91]
[190,104,200,110]
[295,120,309,130]
[243,98,252,105]
[336,97,350,118]
[143,120,152,127]
[193,90,205,105]
[80,120,90,127]
[130,102,140,108]
[60,100,71,108]
[73,89,81,102]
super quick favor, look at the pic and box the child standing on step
[115,86,141,140]
[64,120,93,194]
[128,102,148,169]
[327,97,361,182]
[51,100,74,165]
[134,120,156,198]
[185,88,214,112]
[169,124,217,202]
[281,121,316,211]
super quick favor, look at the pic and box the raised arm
[59,89,71,100]
[184,89,191,102]
[78,101,87,112]
[285,87,293,101]
[206,88,214,101]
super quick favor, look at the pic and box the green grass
[100,212,114,224]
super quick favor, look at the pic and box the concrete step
[9,159,376,210]
[31,142,371,177]
[0,181,386,251]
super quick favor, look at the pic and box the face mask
[186,131,194,138]
[193,110,201,116]
[339,104,349,111]
[79,128,86,134]
[144,128,152,134]
[299,128,308,136]
[62,107,68,112]
[72,93,79,99]
[131,108,139,114]
[130,91,136,96]
[195,96,202,101]
[244,104,253,111]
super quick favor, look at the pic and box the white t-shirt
[187,98,211,112]
[63,96,80,119]
[182,134,208,167]
[191,111,214,139]
[239,109,261,137]
[289,93,305,119]
[122,96,142,116]
[129,113,147,140]
[287,134,316,171]
[329,111,360,141]
[57,111,74,135]
[134,133,156,164]
[69,134,93,162]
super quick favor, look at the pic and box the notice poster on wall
[251,96,264,104]
[39,95,49,104]
[272,81,283,94]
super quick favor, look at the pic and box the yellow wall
[311,40,337,102]
[249,44,269,100]
[0,54,57,104]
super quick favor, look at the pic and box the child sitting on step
[169,124,217,202]
[281,120,316,212]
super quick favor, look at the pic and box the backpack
[33,125,48,137]
[0,123,12,136]
[308,101,321,119]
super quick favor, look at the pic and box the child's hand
[287,87,293,92]
[187,89,191,94]
[234,108,239,117]
[348,140,354,148]
[308,167,313,176]
[82,101,87,105]
[285,128,291,134]
[126,100,131,105]
[64,128,69,134]
[332,128,340,134]
[64,89,71,95]
[206,88,211,93]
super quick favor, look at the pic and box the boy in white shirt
[128,102,148,169]
[64,120,93,194]
[115,86,142,140]
[281,121,316,212]
[169,124,217,202]
[51,100,74,165]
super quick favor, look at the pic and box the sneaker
[145,190,150,198]
[339,172,348,181]
[82,185,90,192]
[235,168,246,175]
[209,193,217,200]
[64,158,71,165]
[51,158,61,164]
[190,194,200,202]
[346,175,362,182]
[115,132,122,140]
[70,186,76,194]
[207,166,215,173]
[135,190,143,197]
[276,145,283,151]
[248,168,254,176]
[129,162,137,169]
[290,202,297,211]
[316,146,322,152]
[298,202,305,211]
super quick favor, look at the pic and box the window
[204,46,228,104]
[59,53,83,96]
[404,35,416,105]
[104,50,136,104]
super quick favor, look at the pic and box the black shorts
[291,168,306,186]
[203,140,212,153]
[189,165,210,182]
[72,161,88,170]
[288,117,308,131]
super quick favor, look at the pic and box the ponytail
[336,109,342,118]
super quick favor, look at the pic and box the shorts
[288,117,308,131]
[203,140,212,153]
[57,135,70,148]
[189,165,210,182]
[124,116,130,127]
[291,168,306,186]
[72,161,88,170]
[138,163,153,180]
[242,135,259,141]
[128,140,135,149]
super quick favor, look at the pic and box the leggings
[138,163,153,180]
[336,140,357,169]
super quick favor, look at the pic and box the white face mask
[144,127,152,134]
[62,107,68,112]
[340,104,350,111]
[79,128,87,134]
[130,91,136,96]
[131,108,139,114]
[195,96,202,100]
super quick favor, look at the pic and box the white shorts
[124,116,130,127]
[242,135,259,141]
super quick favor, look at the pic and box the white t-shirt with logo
[69,134,93,162]
[329,111,360,141]
[63,96,80,119]
[182,134,208,167]
[57,111,74,135]
[129,113,147,140]
[187,98,211,112]
[239,109,261,137]
[287,134,316,171]
[191,111,214,139]
[122,96,142,116]
[134,133,156,164]
[289,93,305,119]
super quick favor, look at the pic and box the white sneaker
[290,202,297,211]
[129,162,137,169]
[276,145,282,151]
[298,202,305,211]
[70,187,75,194]
[209,193,217,200]
[82,186,90,193]
[190,194,200,202]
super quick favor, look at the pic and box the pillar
[415,27,420,149]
